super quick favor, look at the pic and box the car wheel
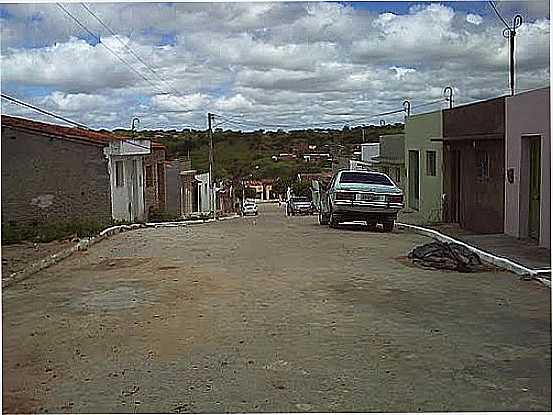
[318,211,329,225]
[383,221,394,232]
[365,221,377,231]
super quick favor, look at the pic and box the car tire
[365,221,377,231]
[383,221,394,232]
[318,211,329,225]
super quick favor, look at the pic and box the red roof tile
[1,115,165,150]
[1,115,117,147]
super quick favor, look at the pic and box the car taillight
[335,192,356,201]
[387,194,403,203]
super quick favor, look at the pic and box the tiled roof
[2,115,116,147]
[1,115,165,150]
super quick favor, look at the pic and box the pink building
[505,87,550,249]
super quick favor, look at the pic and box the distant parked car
[318,170,403,232]
[287,196,314,216]
[242,200,258,216]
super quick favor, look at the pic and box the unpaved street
[3,203,551,413]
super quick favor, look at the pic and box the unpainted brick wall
[1,127,113,229]
[144,148,166,218]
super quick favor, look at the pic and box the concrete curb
[396,222,551,288]
[2,214,241,289]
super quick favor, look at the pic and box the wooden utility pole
[208,112,215,219]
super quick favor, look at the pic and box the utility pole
[362,128,365,143]
[207,112,215,219]
[502,15,523,96]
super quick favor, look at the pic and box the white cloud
[151,93,210,112]
[214,94,254,112]
[466,13,483,25]
[0,2,549,130]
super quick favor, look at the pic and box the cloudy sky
[0,1,550,131]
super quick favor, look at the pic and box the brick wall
[1,127,112,230]
[144,148,166,218]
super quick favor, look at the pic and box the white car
[242,201,258,216]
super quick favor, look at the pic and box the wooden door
[528,137,541,240]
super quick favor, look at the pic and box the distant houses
[371,133,406,192]
[1,115,166,238]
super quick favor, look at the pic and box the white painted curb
[2,214,241,288]
[396,222,551,287]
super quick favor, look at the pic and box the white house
[195,172,211,213]
[361,143,380,163]
[104,139,151,222]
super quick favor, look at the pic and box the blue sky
[0,1,549,130]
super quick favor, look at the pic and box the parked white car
[242,200,258,216]
[318,170,404,231]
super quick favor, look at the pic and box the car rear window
[339,172,393,186]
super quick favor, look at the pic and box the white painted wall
[195,172,211,213]
[108,155,145,222]
[349,160,374,171]
[361,143,380,163]
[108,139,151,156]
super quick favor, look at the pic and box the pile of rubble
[408,241,484,272]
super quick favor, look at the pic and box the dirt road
[3,203,551,413]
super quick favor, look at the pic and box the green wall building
[402,110,444,225]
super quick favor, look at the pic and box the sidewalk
[427,223,551,271]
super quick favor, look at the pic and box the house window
[145,165,154,187]
[426,151,437,176]
[115,161,124,187]
[477,150,490,178]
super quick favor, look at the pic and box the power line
[80,3,181,97]
[411,98,447,110]
[488,1,510,29]
[1,93,89,129]
[56,3,169,96]
[212,107,407,130]
[1,93,153,151]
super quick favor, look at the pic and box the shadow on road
[311,221,388,233]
